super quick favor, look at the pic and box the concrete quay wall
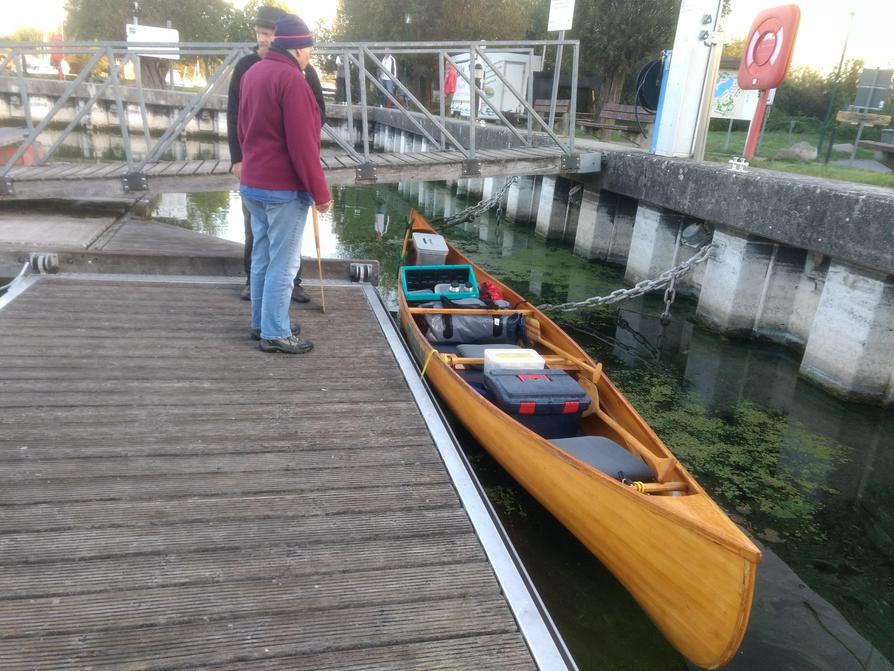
[387,126,893,405]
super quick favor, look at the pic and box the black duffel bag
[422,296,530,345]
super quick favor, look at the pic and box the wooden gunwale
[401,315,758,667]
[397,209,762,668]
[409,321,759,562]
[400,210,760,561]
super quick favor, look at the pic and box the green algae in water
[607,366,849,540]
[605,364,894,662]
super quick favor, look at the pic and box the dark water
[149,182,893,671]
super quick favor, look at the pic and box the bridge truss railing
[0,39,580,193]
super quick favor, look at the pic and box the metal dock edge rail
[364,283,577,671]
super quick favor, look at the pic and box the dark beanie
[273,14,314,50]
[255,6,286,29]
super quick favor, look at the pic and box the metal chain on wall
[432,176,518,230]
[537,242,716,313]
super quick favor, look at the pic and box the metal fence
[0,39,580,187]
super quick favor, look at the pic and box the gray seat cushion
[455,343,521,368]
[551,436,654,482]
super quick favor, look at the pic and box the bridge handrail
[0,39,581,187]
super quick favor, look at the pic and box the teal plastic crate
[401,264,479,302]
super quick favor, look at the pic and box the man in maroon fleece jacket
[238,14,331,355]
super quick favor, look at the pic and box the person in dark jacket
[238,14,331,355]
[227,5,326,303]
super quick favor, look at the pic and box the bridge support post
[455,180,469,197]
[506,176,538,224]
[535,177,566,240]
[800,262,894,404]
[431,186,447,217]
[696,228,812,336]
[481,178,496,201]
[442,189,456,218]
[466,178,484,199]
[418,181,431,210]
[407,179,419,200]
[574,189,636,265]
[424,182,436,214]
[373,124,384,150]
[625,202,704,296]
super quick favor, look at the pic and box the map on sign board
[548,0,576,32]
[126,24,180,60]
[712,70,760,120]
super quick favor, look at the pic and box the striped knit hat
[273,14,314,50]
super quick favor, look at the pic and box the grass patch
[705,129,894,188]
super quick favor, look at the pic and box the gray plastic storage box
[484,368,591,438]
[412,232,449,265]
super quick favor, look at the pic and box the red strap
[518,401,536,414]
[516,374,547,382]
[562,401,580,414]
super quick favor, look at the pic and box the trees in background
[333,0,535,43]
[562,0,680,104]
[332,0,536,105]
[2,27,45,42]
[63,0,233,42]
[332,0,684,106]
[63,0,234,88]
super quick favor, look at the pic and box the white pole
[652,0,724,158]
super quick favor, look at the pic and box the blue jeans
[242,192,311,340]
[379,79,394,106]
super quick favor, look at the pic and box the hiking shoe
[259,335,314,354]
[291,285,311,303]
[250,323,301,341]
[240,285,251,301]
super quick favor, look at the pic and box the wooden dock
[0,259,572,669]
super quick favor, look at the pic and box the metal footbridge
[0,39,600,199]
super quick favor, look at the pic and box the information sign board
[126,24,180,60]
[711,70,760,120]
[853,69,892,112]
[548,0,576,32]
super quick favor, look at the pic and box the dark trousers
[336,76,346,103]
[243,201,301,286]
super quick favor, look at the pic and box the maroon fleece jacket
[237,49,330,205]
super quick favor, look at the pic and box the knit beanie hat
[254,6,286,29]
[273,14,314,50]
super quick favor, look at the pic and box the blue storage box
[484,368,591,439]
[402,264,479,302]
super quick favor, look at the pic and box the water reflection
[40,127,226,163]
[151,180,892,670]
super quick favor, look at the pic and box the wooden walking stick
[311,205,326,313]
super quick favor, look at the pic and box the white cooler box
[412,232,449,265]
[483,348,545,374]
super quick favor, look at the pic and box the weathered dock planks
[0,277,550,670]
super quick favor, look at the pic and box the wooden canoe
[398,210,761,669]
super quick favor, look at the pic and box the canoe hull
[398,211,760,668]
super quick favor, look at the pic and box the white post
[652,0,724,158]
